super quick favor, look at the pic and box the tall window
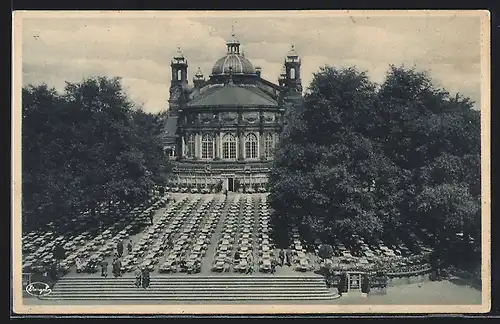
[201,134,214,159]
[264,133,274,159]
[222,133,237,160]
[177,69,182,81]
[290,68,295,79]
[245,133,258,159]
[186,134,195,158]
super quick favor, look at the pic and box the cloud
[20,13,483,113]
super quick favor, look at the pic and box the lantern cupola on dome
[211,25,256,76]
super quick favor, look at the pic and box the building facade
[163,33,303,192]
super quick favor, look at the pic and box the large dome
[212,54,255,75]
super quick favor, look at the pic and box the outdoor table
[261,252,271,259]
[213,261,224,271]
[240,246,249,253]
[242,229,250,234]
[261,259,271,268]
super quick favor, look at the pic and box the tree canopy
[268,65,481,266]
[22,77,171,233]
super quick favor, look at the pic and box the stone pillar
[175,135,182,161]
[215,132,220,159]
[238,131,245,160]
[181,134,186,158]
[259,131,265,160]
[195,132,201,159]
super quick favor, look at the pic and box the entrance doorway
[228,177,234,192]
[348,273,362,291]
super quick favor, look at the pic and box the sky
[19,11,485,113]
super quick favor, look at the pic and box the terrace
[22,193,437,280]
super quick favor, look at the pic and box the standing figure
[100,259,108,278]
[135,268,142,288]
[285,249,292,266]
[270,259,277,274]
[112,257,118,277]
[149,213,154,225]
[127,241,133,254]
[141,268,150,289]
[116,258,122,277]
[117,241,124,258]
[75,257,83,273]
[279,249,285,266]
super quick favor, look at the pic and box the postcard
[12,10,491,315]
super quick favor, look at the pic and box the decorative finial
[231,22,235,37]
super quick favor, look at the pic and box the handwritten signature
[25,282,52,297]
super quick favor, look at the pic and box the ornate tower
[280,45,303,115]
[284,45,302,95]
[278,65,286,88]
[193,67,205,88]
[168,47,188,116]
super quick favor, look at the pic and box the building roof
[212,54,255,75]
[187,84,278,107]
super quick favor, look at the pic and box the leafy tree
[22,77,171,233]
[269,64,481,274]
[269,67,396,244]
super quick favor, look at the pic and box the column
[215,132,220,159]
[181,134,186,158]
[259,131,265,160]
[238,131,245,160]
[195,132,201,159]
[175,134,182,161]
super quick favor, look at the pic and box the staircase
[42,275,339,301]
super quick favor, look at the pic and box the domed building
[163,32,303,192]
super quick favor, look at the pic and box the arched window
[177,69,182,81]
[222,133,237,160]
[201,134,214,159]
[264,133,274,159]
[289,68,295,79]
[245,133,258,159]
[186,133,195,158]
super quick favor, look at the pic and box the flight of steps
[42,275,339,301]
